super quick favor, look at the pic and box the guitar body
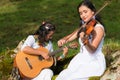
[15,47,54,78]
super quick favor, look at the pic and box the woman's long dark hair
[77,0,103,26]
[77,0,105,37]
[34,22,55,44]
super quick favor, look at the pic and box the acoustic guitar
[15,43,78,78]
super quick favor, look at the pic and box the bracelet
[59,54,65,59]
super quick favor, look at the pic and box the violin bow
[62,0,111,44]
[80,0,111,29]
[94,0,111,16]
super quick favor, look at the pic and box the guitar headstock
[68,42,79,49]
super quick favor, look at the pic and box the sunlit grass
[0,0,120,80]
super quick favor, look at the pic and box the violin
[85,19,97,36]
[81,19,97,45]
[66,1,110,45]
[79,1,110,45]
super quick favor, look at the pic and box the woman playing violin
[56,0,106,80]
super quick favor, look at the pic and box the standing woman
[56,0,106,80]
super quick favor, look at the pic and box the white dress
[56,24,106,80]
[21,35,53,80]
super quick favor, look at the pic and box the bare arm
[83,26,104,53]
[58,28,79,47]
[22,46,49,59]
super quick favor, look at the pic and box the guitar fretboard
[49,46,71,56]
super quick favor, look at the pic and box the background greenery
[0,0,120,80]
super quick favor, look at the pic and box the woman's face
[45,31,54,42]
[78,5,94,22]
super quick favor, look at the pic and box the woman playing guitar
[15,21,68,80]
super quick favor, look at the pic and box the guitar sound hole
[38,56,44,61]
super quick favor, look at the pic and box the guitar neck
[49,46,70,56]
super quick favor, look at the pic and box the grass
[0,0,120,79]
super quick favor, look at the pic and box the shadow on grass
[51,55,74,75]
